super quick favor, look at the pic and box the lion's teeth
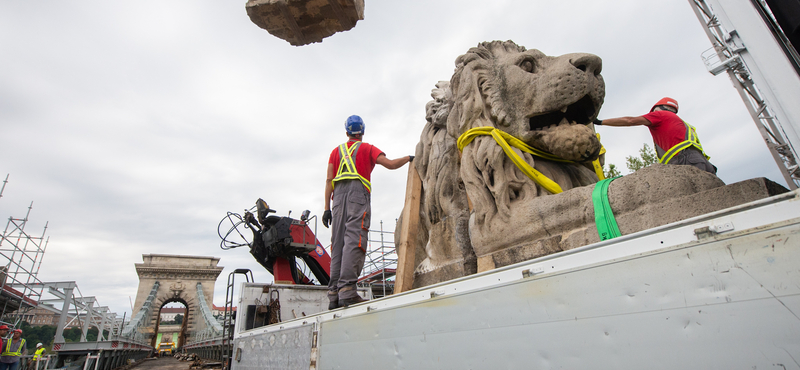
[560,107,568,113]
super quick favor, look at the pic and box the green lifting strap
[592,176,622,241]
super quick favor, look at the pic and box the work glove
[409,155,415,162]
[322,210,332,228]
[593,119,602,125]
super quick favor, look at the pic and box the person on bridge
[0,329,26,370]
[594,97,717,174]
[0,326,8,349]
[322,115,412,309]
[32,343,45,370]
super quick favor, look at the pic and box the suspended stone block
[246,0,365,46]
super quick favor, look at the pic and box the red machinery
[219,199,331,285]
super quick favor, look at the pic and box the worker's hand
[593,119,602,125]
[408,155,415,162]
[322,210,332,228]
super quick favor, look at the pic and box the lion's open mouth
[528,95,596,131]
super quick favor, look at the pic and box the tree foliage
[62,326,108,342]
[16,322,110,351]
[603,143,658,178]
[19,322,56,351]
[160,313,184,325]
[625,144,658,172]
[603,163,621,178]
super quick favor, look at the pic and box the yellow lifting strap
[457,127,606,194]
[332,142,372,192]
[658,121,710,165]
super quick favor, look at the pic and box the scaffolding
[0,175,123,343]
[357,220,397,299]
[690,0,800,189]
[0,174,47,324]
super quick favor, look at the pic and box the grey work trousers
[328,179,370,301]
[670,147,717,174]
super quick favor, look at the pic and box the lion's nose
[568,54,602,76]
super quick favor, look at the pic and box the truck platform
[230,189,800,369]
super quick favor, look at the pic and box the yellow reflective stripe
[332,142,372,191]
[336,143,357,177]
[2,339,24,356]
[658,121,710,164]
[658,140,694,164]
[686,123,711,159]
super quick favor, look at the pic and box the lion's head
[407,41,606,287]
[449,40,604,161]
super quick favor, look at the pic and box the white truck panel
[231,190,800,369]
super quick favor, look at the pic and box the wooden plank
[394,164,422,293]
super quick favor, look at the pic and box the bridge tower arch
[131,254,223,348]
[154,298,189,349]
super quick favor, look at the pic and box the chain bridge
[124,254,224,348]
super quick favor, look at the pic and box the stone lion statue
[404,40,606,286]
[397,40,782,289]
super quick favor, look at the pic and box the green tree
[63,327,82,342]
[19,322,56,351]
[603,163,621,179]
[625,144,658,172]
[174,314,183,325]
[602,143,658,178]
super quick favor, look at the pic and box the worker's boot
[327,291,339,310]
[339,295,366,308]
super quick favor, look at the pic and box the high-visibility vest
[33,347,45,360]
[655,120,710,164]
[332,142,371,192]
[2,338,25,357]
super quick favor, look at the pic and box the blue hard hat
[345,115,365,135]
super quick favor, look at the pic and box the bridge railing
[192,282,223,342]
[120,281,160,341]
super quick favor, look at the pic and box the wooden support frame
[394,164,422,293]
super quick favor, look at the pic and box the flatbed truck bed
[230,189,800,369]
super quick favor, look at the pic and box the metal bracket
[522,267,545,278]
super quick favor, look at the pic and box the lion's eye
[519,58,536,73]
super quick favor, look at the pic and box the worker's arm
[596,116,651,127]
[324,163,334,211]
[376,153,412,170]
[322,163,334,228]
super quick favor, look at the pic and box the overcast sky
[0,1,787,323]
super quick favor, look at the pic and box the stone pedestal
[413,165,789,287]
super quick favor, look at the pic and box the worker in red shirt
[0,326,8,352]
[0,329,26,370]
[322,115,412,309]
[594,97,717,174]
